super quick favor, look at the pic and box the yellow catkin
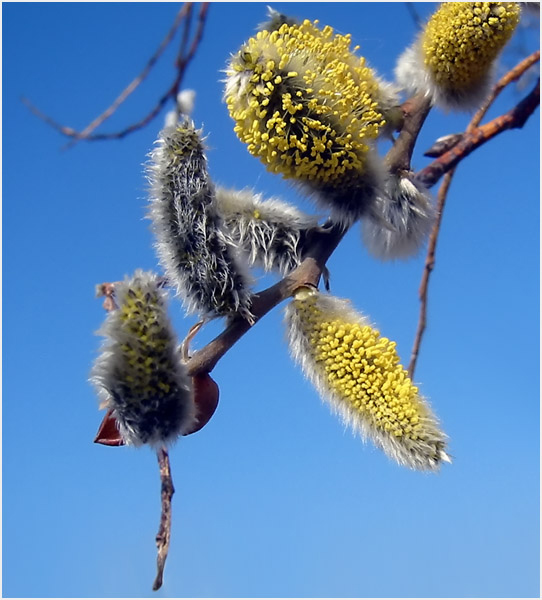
[225,20,385,186]
[286,287,449,470]
[422,2,520,92]
[91,271,195,446]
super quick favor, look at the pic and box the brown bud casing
[183,374,220,436]
[94,374,220,445]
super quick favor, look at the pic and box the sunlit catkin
[90,270,196,447]
[215,187,319,275]
[147,122,253,321]
[362,172,435,260]
[285,287,450,471]
[224,17,396,224]
[396,2,521,110]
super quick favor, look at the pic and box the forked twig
[409,53,540,378]
[23,2,210,145]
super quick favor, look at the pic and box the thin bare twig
[153,446,175,591]
[23,2,210,145]
[409,55,540,378]
[65,4,191,149]
[470,49,540,130]
[404,2,424,30]
[408,170,454,377]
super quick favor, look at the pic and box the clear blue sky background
[3,2,540,598]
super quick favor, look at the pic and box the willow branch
[470,50,540,130]
[152,446,175,592]
[23,2,210,145]
[186,222,347,375]
[385,92,432,174]
[409,55,540,378]
[416,78,540,189]
[66,4,191,148]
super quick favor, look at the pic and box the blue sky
[2,2,540,598]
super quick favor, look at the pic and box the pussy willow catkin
[285,287,450,471]
[90,270,195,447]
[225,18,395,224]
[147,122,253,321]
[362,172,435,260]
[215,187,319,275]
[396,2,521,110]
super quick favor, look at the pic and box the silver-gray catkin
[147,121,253,321]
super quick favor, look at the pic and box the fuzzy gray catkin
[90,270,196,447]
[362,173,435,260]
[147,121,253,321]
[215,187,320,275]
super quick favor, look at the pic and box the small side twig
[153,446,175,592]
[408,170,454,377]
[23,2,210,145]
[409,54,540,378]
[64,4,191,149]
[470,49,540,130]
[416,78,540,189]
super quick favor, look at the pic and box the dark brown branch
[385,92,433,174]
[408,171,454,378]
[416,79,540,189]
[152,446,175,591]
[96,222,347,377]
[186,222,347,376]
[23,2,210,144]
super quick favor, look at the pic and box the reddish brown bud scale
[183,373,219,435]
[94,409,125,446]
[93,374,219,445]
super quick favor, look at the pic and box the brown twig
[185,222,346,375]
[408,170,454,377]
[23,2,210,145]
[153,446,175,591]
[409,55,540,378]
[417,77,540,189]
[96,222,346,378]
[65,4,191,149]
[385,92,433,174]
[470,50,540,130]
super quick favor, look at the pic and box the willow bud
[215,187,319,275]
[396,2,521,111]
[285,287,450,471]
[362,172,435,260]
[147,122,253,321]
[90,271,196,447]
[225,17,396,224]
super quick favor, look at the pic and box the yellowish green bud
[225,18,394,223]
[285,287,450,471]
[90,270,196,447]
[396,2,521,111]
